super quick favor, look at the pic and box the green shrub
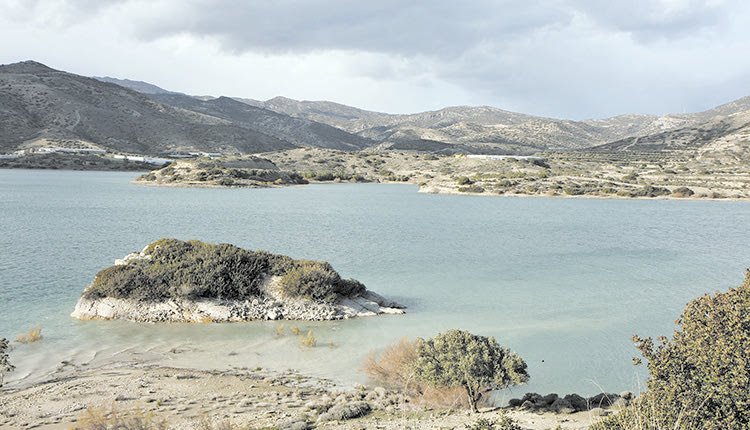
[672,186,695,198]
[278,261,365,303]
[457,176,474,185]
[458,185,485,193]
[216,177,234,186]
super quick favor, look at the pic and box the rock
[507,398,523,408]
[619,390,635,401]
[317,401,371,422]
[563,394,588,412]
[277,416,310,430]
[520,400,535,410]
[550,398,575,414]
[542,393,559,406]
[589,393,619,408]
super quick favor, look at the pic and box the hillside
[0,61,295,154]
[596,111,750,159]
[149,93,375,151]
[0,61,373,156]
[239,95,750,154]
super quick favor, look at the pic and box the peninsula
[72,239,404,322]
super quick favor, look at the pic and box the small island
[71,238,404,322]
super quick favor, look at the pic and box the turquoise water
[1,169,749,397]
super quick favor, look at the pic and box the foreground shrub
[361,335,470,410]
[414,329,529,413]
[595,269,750,429]
[362,336,420,392]
[85,239,365,303]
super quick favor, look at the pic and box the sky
[1,0,749,120]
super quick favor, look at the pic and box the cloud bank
[1,0,749,118]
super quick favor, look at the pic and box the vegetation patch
[85,238,366,304]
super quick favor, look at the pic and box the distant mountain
[595,110,750,153]
[2,60,748,157]
[0,61,372,155]
[150,94,375,151]
[240,95,750,154]
[93,76,174,94]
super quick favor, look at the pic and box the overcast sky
[1,0,749,119]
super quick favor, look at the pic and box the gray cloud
[126,0,571,56]
[3,0,750,119]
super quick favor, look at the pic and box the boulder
[317,401,371,422]
[563,394,588,412]
[550,398,575,414]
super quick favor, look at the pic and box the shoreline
[0,363,606,430]
[136,177,750,201]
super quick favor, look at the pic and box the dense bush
[672,186,695,197]
[279,261,366,303]
[85,239,364,303]
[458,185,486,193]
[594,269,750,429]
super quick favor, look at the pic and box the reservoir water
[1,169,749,398]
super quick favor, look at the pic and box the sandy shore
[0,364,605,430]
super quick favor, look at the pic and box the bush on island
[85,239,365,304]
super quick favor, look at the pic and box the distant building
[462,154,543,161]
[38,147,106,154]
[188,152,222,158]
[113,155,173,165]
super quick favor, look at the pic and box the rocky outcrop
[71,247,405,323]
[71,289,405,322]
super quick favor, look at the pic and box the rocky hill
[93,76,174,95]
[150,93,375,151]
[0,61,373,155]
[595,110,750,157]
[239,95,750,154]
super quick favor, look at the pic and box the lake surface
[1,169,749,398]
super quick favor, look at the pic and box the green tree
[414,329,529,412]
[0,338,14,387]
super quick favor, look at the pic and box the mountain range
[1,60,749,156]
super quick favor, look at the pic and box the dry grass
[361,335,420,392]
[361,335,471,410]
[299,330,317,347]
[72,404,167,430]
[14,324,42,343]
